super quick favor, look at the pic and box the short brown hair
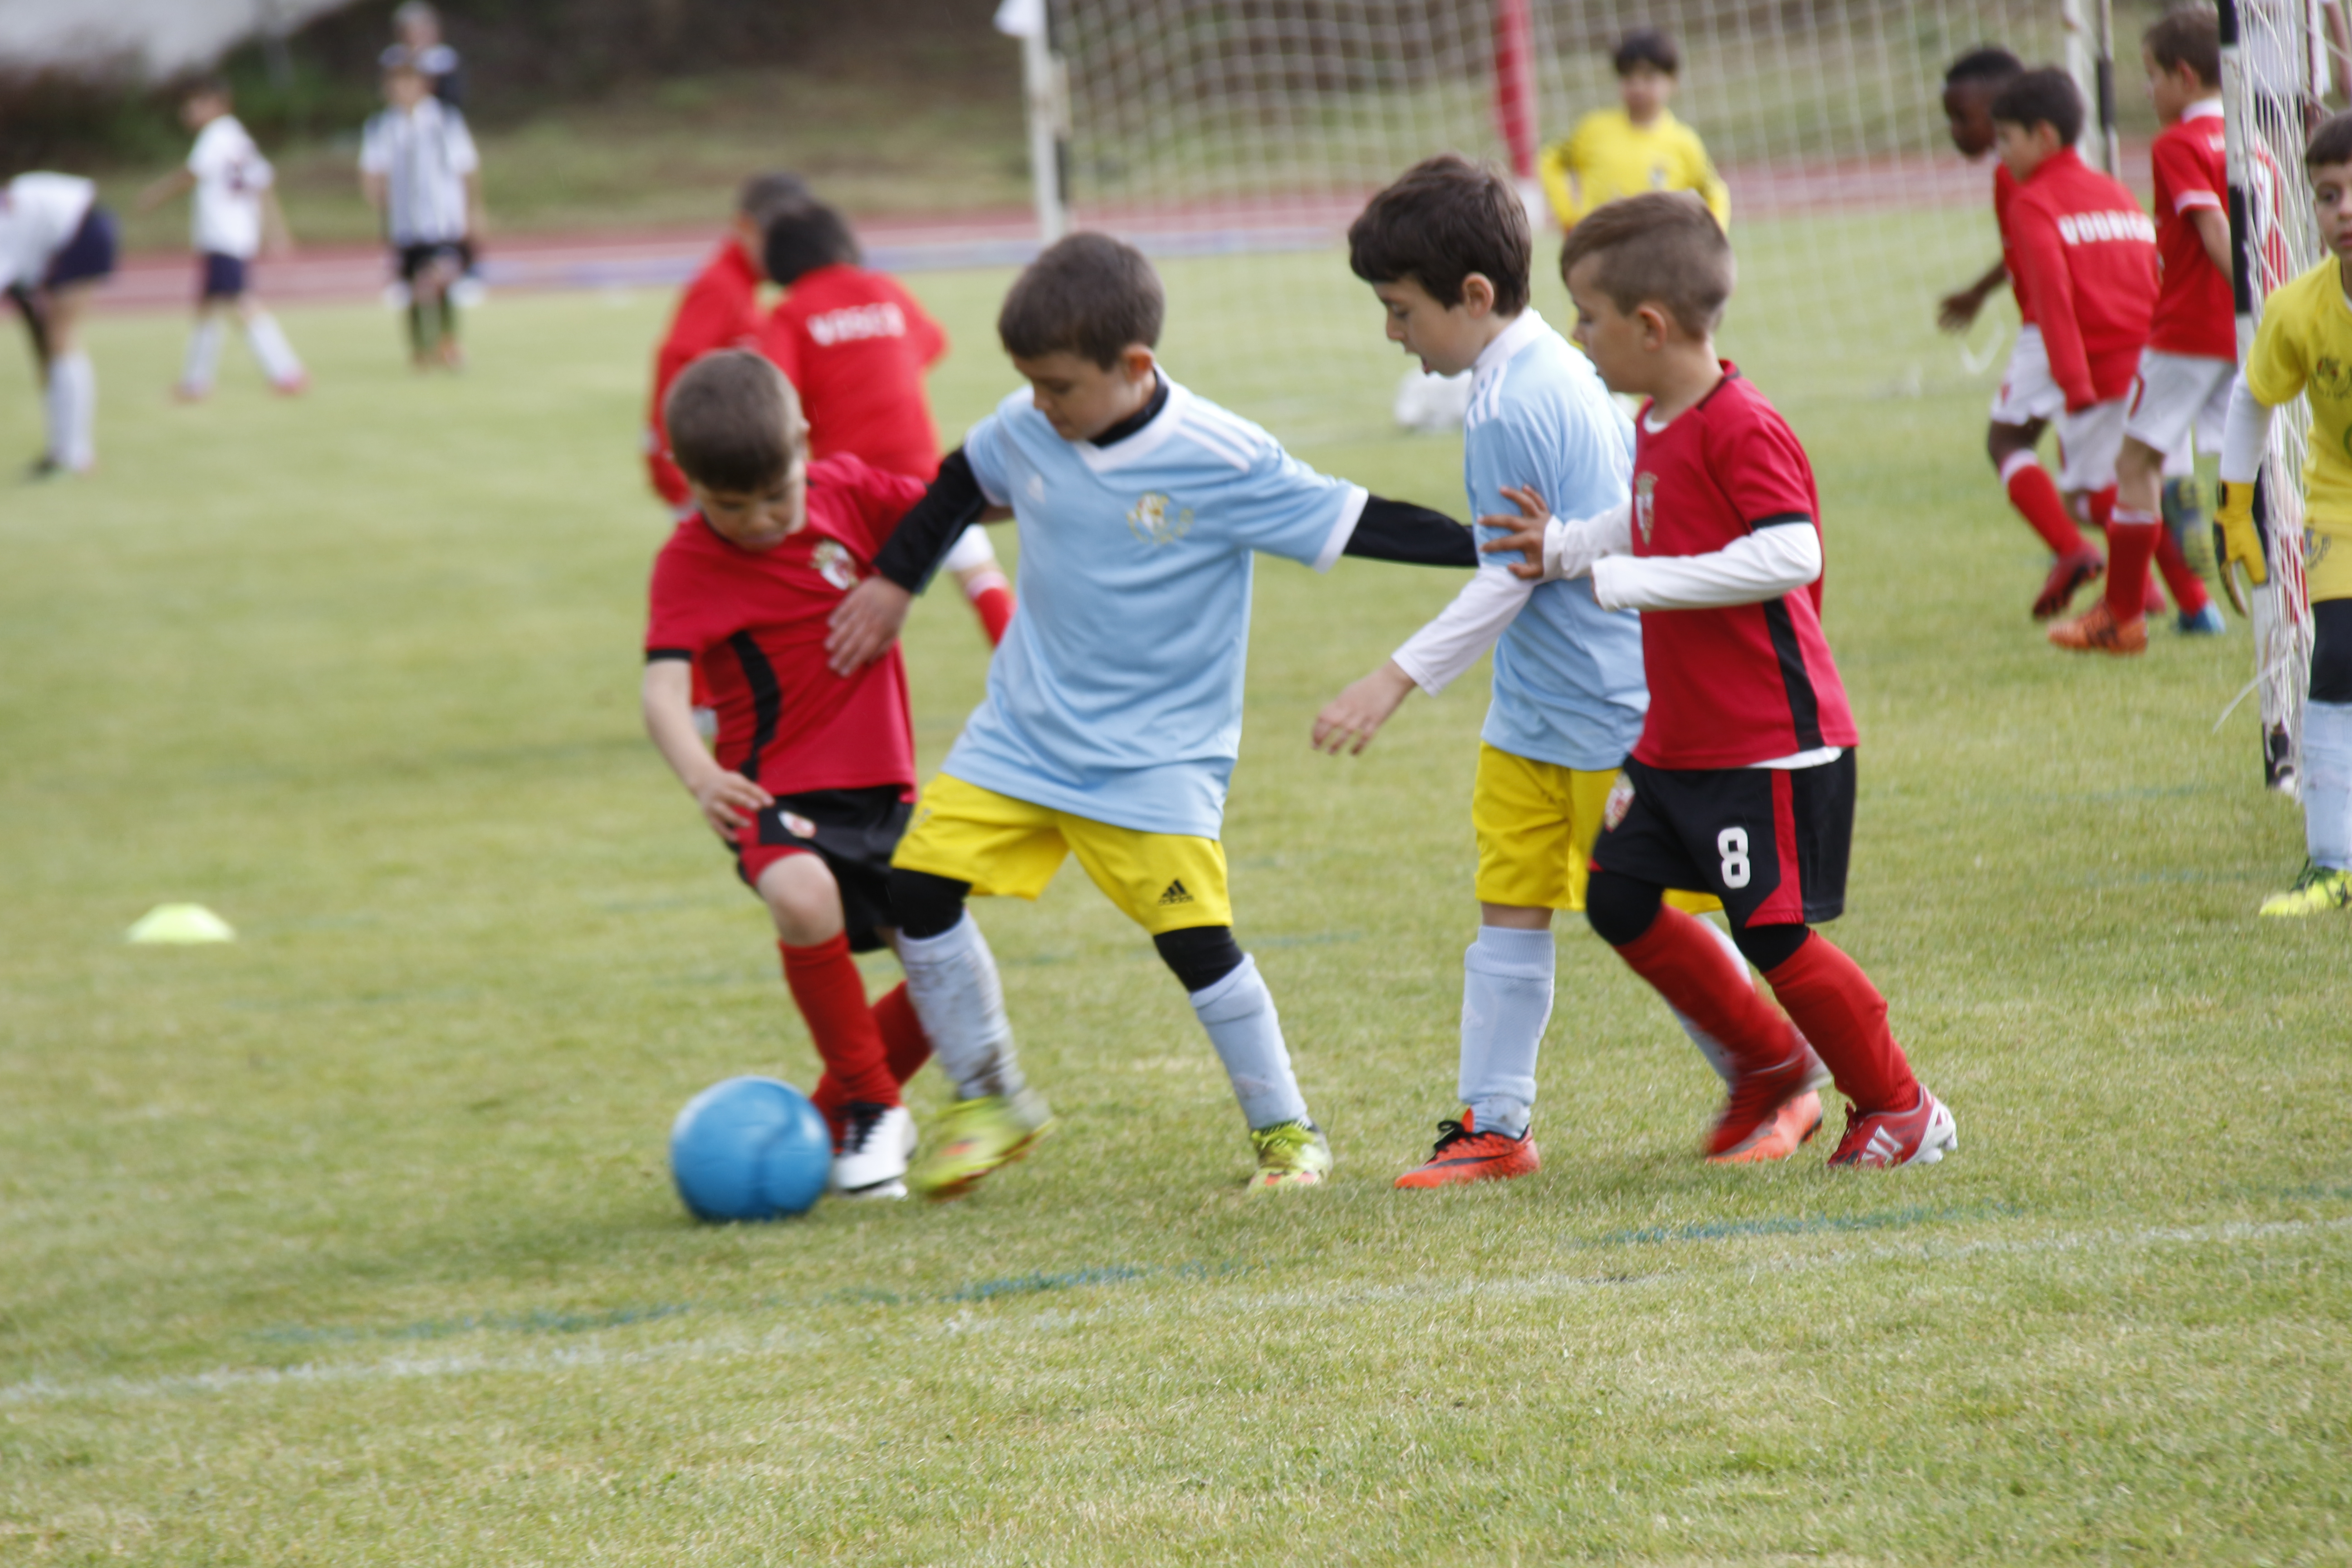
[1558,192,1734,337]
[664,350,803,493]
[1990,67,2085,146]
[2308,110,2352,169]
[2145,6,2221,88]
[1348,155,1532,316]
[998,232,1164,368]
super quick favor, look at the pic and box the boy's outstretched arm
[1938,258,2007,333]
[133,168,196,215]
[642,657,772,837]
[827,447,1008,673]
[1482,485,1819,610]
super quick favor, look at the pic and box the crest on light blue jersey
[1126,491,1195,548]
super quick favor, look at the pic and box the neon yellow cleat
[908,1090,1052,1201]
[1247,1120,1332,1192]
[2259,861,2352,918]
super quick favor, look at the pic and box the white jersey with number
[188,115,273,260]
[359,97,478,246]
[0,173,95,290]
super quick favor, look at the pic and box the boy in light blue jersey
[827,232,1478,1197]
[1316,157,1824,1183]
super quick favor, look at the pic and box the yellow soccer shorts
[891,773,1233,935]
[1473,743,1721,916]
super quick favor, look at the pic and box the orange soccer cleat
[1393,1110,1540,1188]
[2046,599,2148,655]
[1707,1088,1824,1164]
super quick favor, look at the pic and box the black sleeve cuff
[1748,511,1813,529]
[872,448,991,592]
[645,648,693,663]
[1343,495,1477,568]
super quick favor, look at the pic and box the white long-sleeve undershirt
[1590,523,1823,612]
[2220,373,2277,487]
[1390,565,1535,694]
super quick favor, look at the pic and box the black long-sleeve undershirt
[872,448,1473,590]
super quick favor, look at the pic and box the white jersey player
[0,172,115,477]
[134,79,308,401]
[360,49,483,368]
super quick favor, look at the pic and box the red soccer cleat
[1706,1044,1823,1158]
[1708,1088,1824,1164]
[2032,548,2106,620]
[1828,1087,1958,1168]
[1393,1110,1540,1188]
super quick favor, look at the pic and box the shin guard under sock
[1760,935,1918,1115]
[2103,510,2160,620]
[895,915,1024,1100]
[781,935,897,1133]
[1189,955,1310,1129]
[871,982,934,1087]
[2001,452,2088,555]
[1459,926,1554,1139]
[1611,906,1800,1075]
[2153,524,2211,614]
[2303,701,2352,871]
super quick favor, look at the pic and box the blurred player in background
[388,0,466,109]
[1494,193,1956,1168]
[760,200,1013,647]
[1988,69,2159,637]
[1937,45,2025,343]
[361,48,483,370]
[825,233,1480,1199]
[1539,27,1729,234]
[2097,9,2235,650]
[135,77,308,402]
[642,351,939,1195]
[1,171,116,477]
[2219,113,2352,915]
[645,172,809,520]
[1319,156,1817,1184]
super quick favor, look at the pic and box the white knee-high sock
[1670,918,1751,1086]
[47,352,96,470]
[243,311,304,384]
[1189,954,1309,1129]
[2304,701,2352,870]
[895,916,1024,1100]
[1459,926,1553,1139]
[182,319,225,392]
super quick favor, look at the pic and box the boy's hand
[1313,662,1417,755]
[1477,484,1551,581]
[826,577,913,674]
[691,767,774,837]
[1936,284,1987,334]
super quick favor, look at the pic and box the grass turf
[1,264,2348,1564]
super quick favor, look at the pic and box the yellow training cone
[126,904,236,944]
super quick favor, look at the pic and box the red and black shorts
[1591,751,1855,929]
[732,784,914,953]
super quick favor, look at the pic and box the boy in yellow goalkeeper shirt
[2219,112,2352,916]
[1539,28,1729,232]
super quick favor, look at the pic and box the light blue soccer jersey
[1466,313,1649,770]
[947,378,1367,837]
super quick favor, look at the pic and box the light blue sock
[1189,955,1309,1130]
[1460,926,1554,1140]
[2305,701,2352,870]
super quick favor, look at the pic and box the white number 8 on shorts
[1717,826,1751,890]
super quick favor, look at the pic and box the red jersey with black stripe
[645,242,764,507]
[2005,148,2157,408]
[758,263,948,480]
[644,455,925,795]
[1627,367,1858,771]
[2148,103,2233,359]
[1994,162,2034,327]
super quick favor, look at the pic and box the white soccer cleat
[831,1102,915,1199]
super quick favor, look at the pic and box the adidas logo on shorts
[1157,879,1194,906]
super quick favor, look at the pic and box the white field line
[7,1214,2347,1408]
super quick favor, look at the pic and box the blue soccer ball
[668,1075,832,1221]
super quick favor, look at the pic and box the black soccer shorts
[1591,751,1856,929]
[731,785,914,953]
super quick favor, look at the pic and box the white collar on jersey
[1470,308,1551,393]
[2183,98,2225,122]
[1072,373,1195,475]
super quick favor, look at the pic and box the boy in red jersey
[2063,9,2237,653]
[643,172,808,520]
[642,351,944,1199]
[760,202,1014,646]
[1487,194,1956,1168]
[1992,69,2163,638]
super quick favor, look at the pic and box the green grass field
[3,257,2348,1564]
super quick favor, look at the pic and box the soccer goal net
[1032,0,2086,442]
[2222,0,2323,790]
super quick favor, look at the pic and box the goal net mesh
[1044,0,2081,441]
[2224,0,2321,784]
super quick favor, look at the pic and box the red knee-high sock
[2001,453,2088,555]
[964,572,1014,647]
[871,981,933,1087]
[1613,906,1802,1074]
[2153,524,2211,614]
[2102,507,2160,620]
[1759,935,1918,1115]
[781,935,898,1137]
